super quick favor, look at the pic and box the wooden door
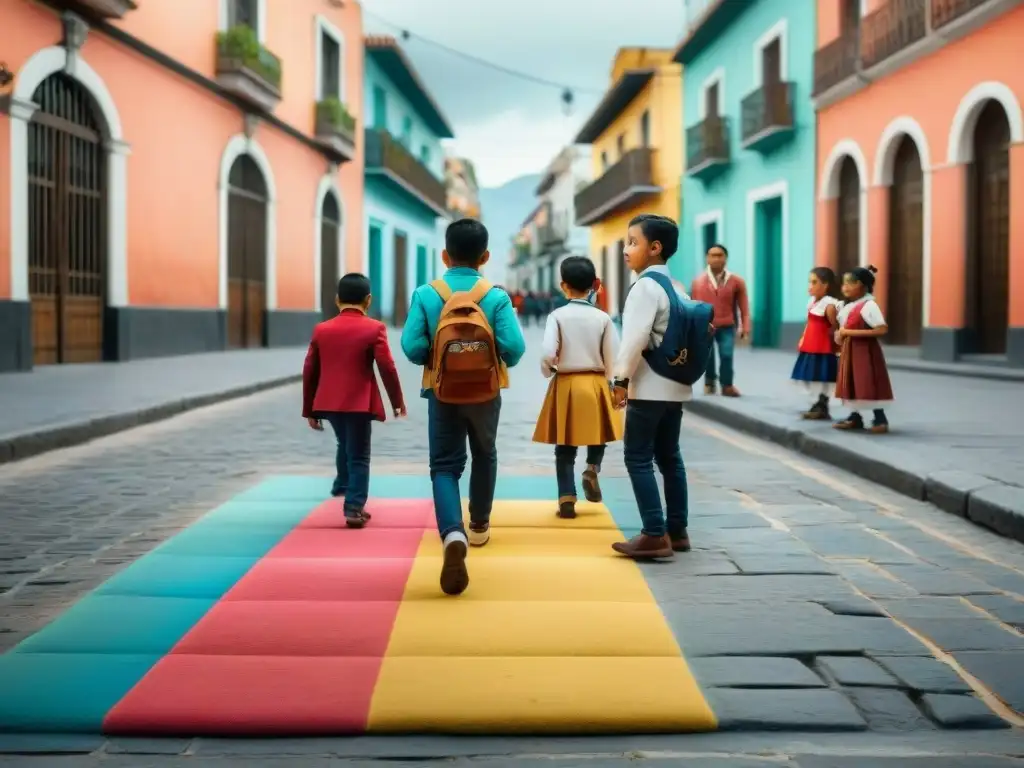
[226,155,268,348]
[705,82,720,117]
[762,38,781,84]
[617,239,631,316]
[393,231,409,326]
[842,0,861,33]
[320,192,341,319]
[970,100,1011,354]
[27,74,106,365]
[836,156,861,279]
[886,137,924,346]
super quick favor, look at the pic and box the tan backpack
[426,278,502,404]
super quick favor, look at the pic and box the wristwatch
[612,377,630,390]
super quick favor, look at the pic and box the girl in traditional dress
[791,267,841,420]
[833,265,894,434]
[533,256,623,518]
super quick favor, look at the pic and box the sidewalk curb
[0,374,301,466]
[685,399,1024,544]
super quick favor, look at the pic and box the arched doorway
[27,73,107,365]
[968,101,1010,354]
[836,157,861,279]
[320,192,341,319]
[886,137,925,346]
[226,155,269,348]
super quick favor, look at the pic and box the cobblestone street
[2,328,1024,764]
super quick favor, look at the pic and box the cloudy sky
[362,0,688,188]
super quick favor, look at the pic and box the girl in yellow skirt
[533,256,624,518]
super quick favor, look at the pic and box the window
[705,82,720,117]
[401,116,413,147]
[419,145,431,165]
[640,110,651,147]
[600,151,608,170]
[617,133,626,156]
[762,38,781,85]
[372,85,387,129]
[229,0,259,30]
[318,26,341,101]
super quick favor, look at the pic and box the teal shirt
[400,267,526,397]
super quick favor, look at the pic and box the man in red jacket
[302,273,406,527]
[690,243,750,397]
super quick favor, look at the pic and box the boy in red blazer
[302,273,406,527]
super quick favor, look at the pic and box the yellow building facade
[573,48,682,316]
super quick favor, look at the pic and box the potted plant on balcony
[216,23,282,100]
[316,97,356,142]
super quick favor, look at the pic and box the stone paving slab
[0,348,307,465]
[685,348,1024,542]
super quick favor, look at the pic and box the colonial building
[814,0,1024,364]
[445,156,482,220]
[675,0,817,348]
[362,35,453,326]
[573,48,682,318]
[506,203,545,293]
[531,146,592,292]
[0,0,364,372]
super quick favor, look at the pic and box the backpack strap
[467,279,492,304]
[430,279,452,302]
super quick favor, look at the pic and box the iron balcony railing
[740,81,794,144]
[860,0,928,70]
[574,147,658,225]
[364,129,447,212]
[685,116,730,172]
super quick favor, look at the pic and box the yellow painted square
[368,656,717,733]
[462,499,616,529]
[385,600,680,657]
[399,553,655,602]
[450,526,625,558]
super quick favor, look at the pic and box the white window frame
[219,0,267,44]
[314,14,346,103]
[752,19,788,87]
[698,67,725,120]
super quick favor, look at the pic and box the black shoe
[557,499,577,519]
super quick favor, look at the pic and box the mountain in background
[478,173,542,287]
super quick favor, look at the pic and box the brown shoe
[704,382,717,395]
[670,532,691,552]
[833,418,863,431]
[343,504,369,529]
[440,533,469,596]
[557,497,577,519]
[611,533,674,560]
[869,423,889,434]
[722,385,741,397]
[802,408,829,420]
[581,470,602,502]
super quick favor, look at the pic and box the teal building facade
[674,0,816,348]
[363,37,453,325]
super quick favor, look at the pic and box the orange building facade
[0,0,365,372]
[813,0,1024,365]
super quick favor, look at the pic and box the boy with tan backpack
[400,219,526,596]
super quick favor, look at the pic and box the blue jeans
[705,325,736,387]
[622,400,689,537]
[554,444,605,499]
[427,393,501,538]
[324,413,373,509]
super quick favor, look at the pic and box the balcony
[314,99,356,162]
[215,26,282,113]
[538,207,569,250]
[932,0,994,28]
[365,129,447,216]
[812,32,860,96]
[860,0,928,70]
[685,117,730,182]
[574,148,660,226]
[51,0,137,19]
[741,81,795,153]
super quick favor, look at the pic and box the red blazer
[302,309,405,422]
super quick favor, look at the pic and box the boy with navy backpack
[610,214,714,560]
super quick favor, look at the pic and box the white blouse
[838,295,886,329]
[541,300,618,379]
[807,296,840,316]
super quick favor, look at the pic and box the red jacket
[302,309,405,421]
[690,271,751,330]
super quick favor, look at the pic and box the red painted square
[267,528,425,559]
[299,498,434,529]
[104,654,380,734]
[224,557,414,602]
[173,600,401,657]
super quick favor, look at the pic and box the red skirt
[834,337,894,407]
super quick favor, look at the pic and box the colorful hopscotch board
[0,475,716,735]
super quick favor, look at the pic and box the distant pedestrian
[400,218,526,596]
[302,273,407,528]
[791,267,841,420]
[833,265,893,434]
[533,256,622,518]
[690,243,750,397]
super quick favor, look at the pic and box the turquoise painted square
[231,475,333,502]
[152,524,285,558]
[200,499,319,529]
[370,474,434,498]
[12,596,214,655]
[95,555,258,599]
[0,653,159,733]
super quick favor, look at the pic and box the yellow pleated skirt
[532,372,624,446]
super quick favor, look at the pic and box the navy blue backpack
[640,271,715,386]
